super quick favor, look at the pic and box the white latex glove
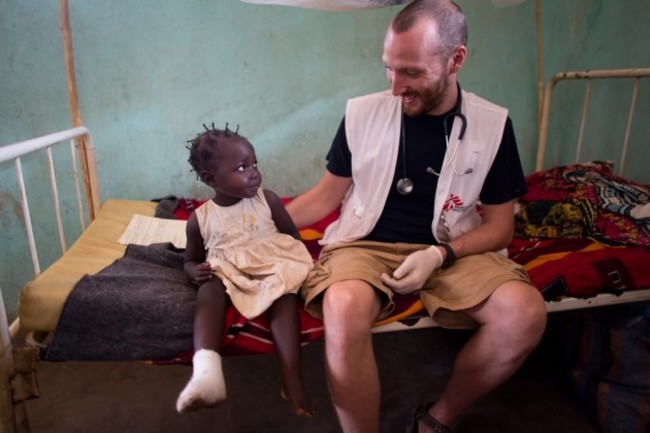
[380,246,443,294]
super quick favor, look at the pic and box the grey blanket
[44,243,195,361]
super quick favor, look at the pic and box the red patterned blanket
[164,168,650,360]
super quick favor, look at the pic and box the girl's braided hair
[186,122,243,182]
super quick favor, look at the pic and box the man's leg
[322,279,383,433]
[425,280,547,431]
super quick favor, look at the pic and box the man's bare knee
[322,281,379,343]
[474,282,547,358]
[502,286,547,360]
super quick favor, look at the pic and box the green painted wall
[1,0,649,316]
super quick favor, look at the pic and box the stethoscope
[396,93,471,196]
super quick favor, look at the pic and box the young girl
[177,124,314,417]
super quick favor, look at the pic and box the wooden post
[60,0,100,221]
[0,346,17,433]
[535,0,543,128]
[0,344,31,433]
[0,285,17,433]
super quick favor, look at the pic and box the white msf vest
[321,89,508,254]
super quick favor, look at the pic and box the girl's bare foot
[281,376,315,417]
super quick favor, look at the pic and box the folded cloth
[45,243,196,361]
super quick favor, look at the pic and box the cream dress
[195,189,313,319]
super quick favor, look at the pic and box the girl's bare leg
[177,279,228,413]
[269,294,315,417]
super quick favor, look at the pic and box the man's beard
[403,73,449,117]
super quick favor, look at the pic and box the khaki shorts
[301,240,531,329]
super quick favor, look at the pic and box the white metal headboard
[536,67,650,175]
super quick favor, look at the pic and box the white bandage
[176,349,226,413]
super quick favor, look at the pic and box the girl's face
[203,138,262,206]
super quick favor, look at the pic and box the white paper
[118,214,187,249]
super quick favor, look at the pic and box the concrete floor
[23,315,600,433]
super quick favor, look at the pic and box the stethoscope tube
[396,92,469,195]
[445,111,467,141]
[396,118,414,195]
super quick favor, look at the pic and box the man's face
[382,21,454,117]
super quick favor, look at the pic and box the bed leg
[0,346,35,433]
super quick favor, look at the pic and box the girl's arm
[184,212,212,283]
[264,189,301,239]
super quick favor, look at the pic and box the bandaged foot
[176,349,226,413]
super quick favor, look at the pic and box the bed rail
[0,127,100,338]
[536,67,650,176]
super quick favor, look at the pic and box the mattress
[18,199,158,332]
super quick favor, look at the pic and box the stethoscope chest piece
[396,177,414,195]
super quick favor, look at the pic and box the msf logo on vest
[443,194,469,213]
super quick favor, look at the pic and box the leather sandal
[406,402,451,433]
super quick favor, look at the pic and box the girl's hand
[188,261,213,284]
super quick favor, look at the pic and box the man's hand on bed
[185,261,214,284]
[380,246,443,294]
